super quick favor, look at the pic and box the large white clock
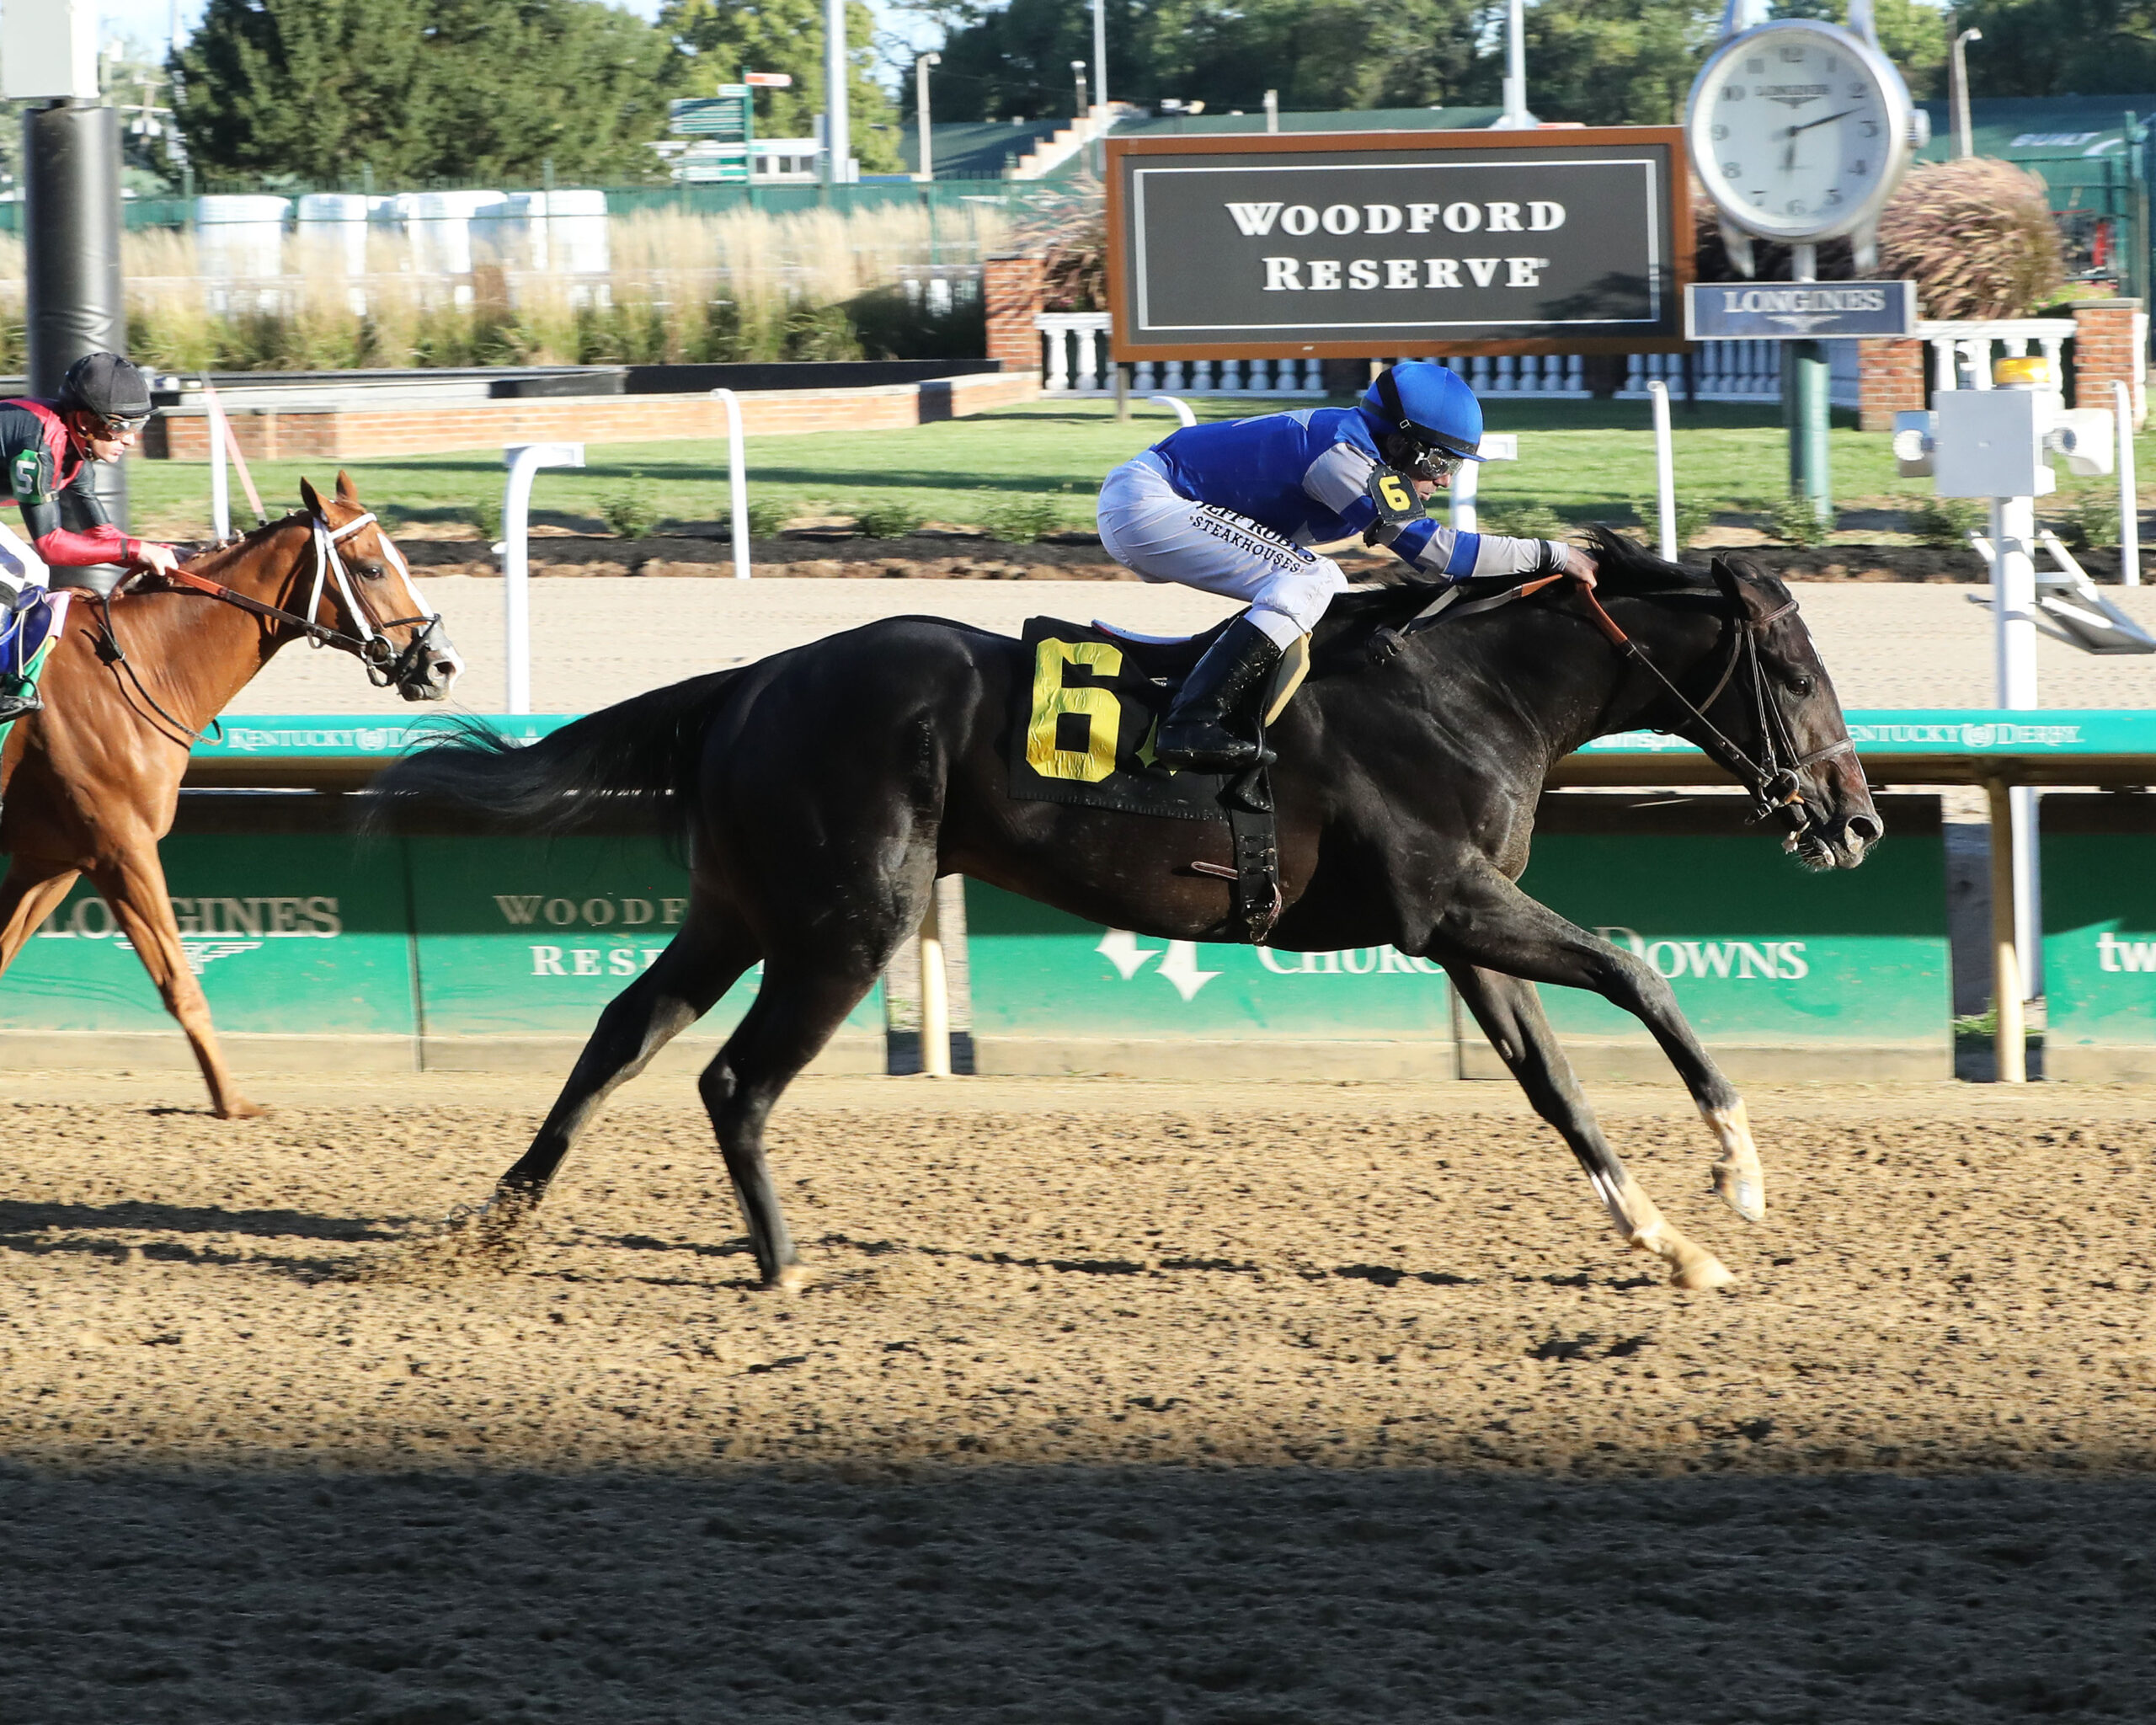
[1686,17,1923,248]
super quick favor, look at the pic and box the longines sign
[1105,128,1693,360]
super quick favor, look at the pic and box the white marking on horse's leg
[1700,1098,1767,1222]
[1589,1169,1736,1291]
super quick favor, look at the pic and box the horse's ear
[298,477,326,519]
[1710,553,1794,622]
[335,470,360,505]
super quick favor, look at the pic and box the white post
[1990,491,2041,1003]
[1492,0,1537,128]
[823,0,849,187]
[918,884,952,1077]
[915,52,940,183]
[1450,455,1478,533]
[205,387,231,542]
[1263,88,1278,133]
[1092,0,1107,115]
[711,389,751,580]
[2117,380,2140,586]
[1148,393,1196,426]
[500,442,585,714]
[1648,378,1678,558]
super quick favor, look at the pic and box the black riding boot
[1155,615,1284,771]
[0,674,39,726]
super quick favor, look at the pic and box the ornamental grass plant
[0,203,1010,375]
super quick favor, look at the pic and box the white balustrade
[1921,318,2075,396]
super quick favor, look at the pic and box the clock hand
[1787,107,1860,136]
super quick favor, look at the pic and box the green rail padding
[965,793,1950,1079]
[2042,794,2156,1080]
[190,710,2156,766]
[2,832,415,1038]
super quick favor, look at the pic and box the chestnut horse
[0,473,462,1116]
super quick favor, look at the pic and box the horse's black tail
[367,669,741,847]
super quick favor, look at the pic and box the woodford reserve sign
[1105,128,1694,360]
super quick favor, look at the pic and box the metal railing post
[499,441,585,715]
[1648,377,1678,558]
[1147,393,1195,426]
[1984,775,2026,1081]
[2117,380,2141,586]
[918,884,953,1077]
[712,387,751,579]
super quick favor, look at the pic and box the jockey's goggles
[91,410,153,437]
[1400,445,1466,481]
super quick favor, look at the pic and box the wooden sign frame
[1104,126,1695,361]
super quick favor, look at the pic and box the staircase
[1008,109,1112,179]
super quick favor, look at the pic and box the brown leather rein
[94,511,446,748]
[1567,577,1853,832]
[1383,568,1849,833]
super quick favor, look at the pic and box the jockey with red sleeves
[0,353,183,722]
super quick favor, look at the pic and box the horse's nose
[1845,812,1884,846]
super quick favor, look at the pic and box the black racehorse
[375,529,1880,1291]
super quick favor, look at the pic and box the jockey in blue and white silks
[1097,360,1593,770]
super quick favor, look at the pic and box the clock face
[1689,23,1904,240]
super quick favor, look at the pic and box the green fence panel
[965,882,1453,1040]
[965,793,1948,1075]
[0,832,414,1035]
[2041,795,2156,1077]
[406,833,879,1040]
[1506,795,1948,1069]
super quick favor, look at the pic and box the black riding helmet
[57,353,155,434]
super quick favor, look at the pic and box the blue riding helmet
[1359,361,1486,466]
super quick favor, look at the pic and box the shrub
[854,499,928,540]
[1909,497,1984,550]
[979,495,1065,543]
[1666,497,1717,551]
[734,497,794,541]
[1769,493,1835,548]
[467,496,503,543]
[1480,502,1565,540]
[599,479,661,540]
[1876,158,2065,321]
[2063,492,2122,552]
[782,302,863,363]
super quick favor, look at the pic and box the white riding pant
[0,520,46,609]
[1097,451,1346,649]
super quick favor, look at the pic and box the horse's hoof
[1712,1164,1767,1223]
[1669,1252,1737,1291]
[767,1261,813,1293]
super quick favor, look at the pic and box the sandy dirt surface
[3,1071,2153,1722]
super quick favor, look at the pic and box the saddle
[0,586,70,720]
[1006,616,1310,943]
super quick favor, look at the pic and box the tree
[909,0,1948,126]
[660,0,901,172]
[1945,0,2156,96]
[174,0,675,185]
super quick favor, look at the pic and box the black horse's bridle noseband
[1574,579,1853,835]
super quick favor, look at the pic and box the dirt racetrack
[3,1070,2153,1722]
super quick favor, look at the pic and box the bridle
[99,510,449,746]
[163,510,449,689]
[1571,578,1853,835]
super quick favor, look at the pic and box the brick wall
[2070,298,2148,428]
[152,371,1043,462]
[1857,338,1927,432]
[984,254,1047,372]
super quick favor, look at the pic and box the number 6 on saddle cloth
[1011,616,1310,816]
[1008,615,1311,945]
